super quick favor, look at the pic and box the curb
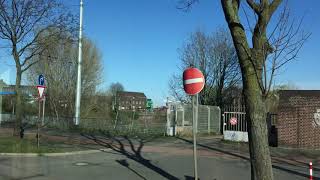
[0,148,110,157]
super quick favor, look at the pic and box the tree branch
[22,59,41,73]
[246,0,260,14]
[176,0,198,11]
[269,0,282,15]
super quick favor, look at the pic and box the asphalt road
[0,136,317,180]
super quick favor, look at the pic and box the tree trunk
[215,86,223,107]
[12,43,24,136]
[14,68,22,136]
[220,1,274,178]
[114,110,119,130]
[244,70,273,180]
[216,69,225,107]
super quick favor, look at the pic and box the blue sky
[1,0,319,106]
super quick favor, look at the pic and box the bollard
[310,162,313,180]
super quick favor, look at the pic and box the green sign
[146,99,153,110]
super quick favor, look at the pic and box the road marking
[75,162,89,166]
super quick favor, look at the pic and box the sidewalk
[177,135,320,179]
[197,136,320,165]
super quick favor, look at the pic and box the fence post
[182,106,185,128]
[207,106,210,134]
[222,113,225,134]
[175,106,178,136]
[310,162,313,180]
[175,106,177,124]
[218,107,221,134]
[166,104,170,135]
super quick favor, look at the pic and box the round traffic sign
[183,67,205,95]
[230,117,237,125]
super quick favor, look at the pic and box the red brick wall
[277,91,320,149]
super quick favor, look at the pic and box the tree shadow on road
[177,137,319,180]
[116,159,147,180]
[81,132,180,180]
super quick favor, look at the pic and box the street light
[75,0,84,125]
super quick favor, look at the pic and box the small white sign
[313,109,320,127]
[37,85,46,99]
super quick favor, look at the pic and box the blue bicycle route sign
[38,74,45,86]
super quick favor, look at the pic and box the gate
[223,108,248,142]
[267,113,278,147]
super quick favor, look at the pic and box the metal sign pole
[37,98,40,148]
[183,67,204,180]
[42,97,45,126]
[192,94,198,180]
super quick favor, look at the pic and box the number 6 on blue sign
[38,74,45,86]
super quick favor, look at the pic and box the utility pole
[75,0,84,125]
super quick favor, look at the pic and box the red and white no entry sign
[183,67,205,95]
[230,117,237,125]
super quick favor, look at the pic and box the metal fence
[0,111,168,136]
[80,114,167,135]
[222,105,248,142]
[223,112,247,132]
[222,105,247,132]
[0,114,14,124]
[1,103,222,136]
[167,103,221,135]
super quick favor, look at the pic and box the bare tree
[27,36,103,121]
[220,1,309,179]
[178,0,310,179]
[107,82,125,128]
[108,82,125,97]
[211,29,241,107]
[0,0,75,134]
[169,29,241,106]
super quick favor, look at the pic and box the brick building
[115,91,147,111]
[277,90,320,149]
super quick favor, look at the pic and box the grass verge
[0,136,83,154]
